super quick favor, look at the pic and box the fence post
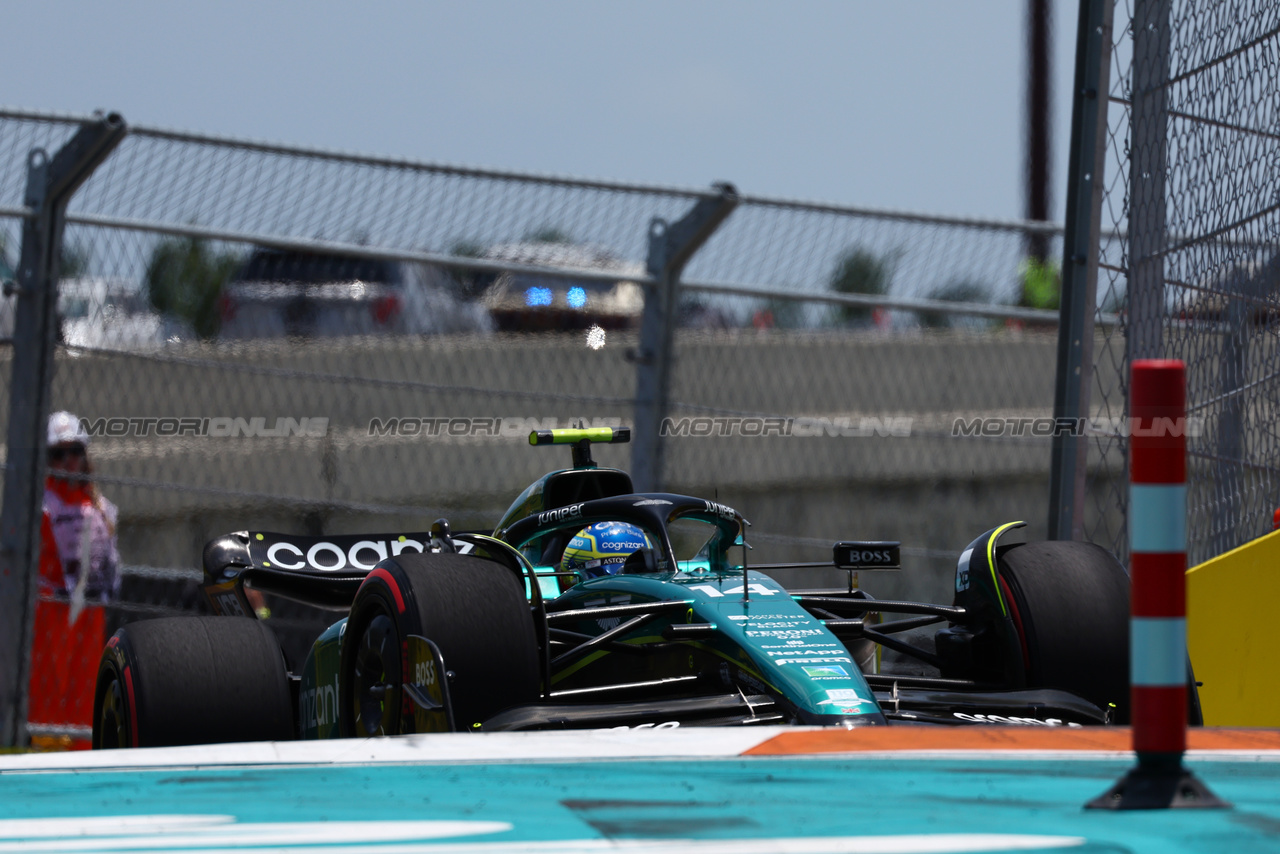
[631,182,737,492]
[0,113,126,747]
[1212,281,1248,560]
[1049,0,1113,541]
[1127,0,1170,364]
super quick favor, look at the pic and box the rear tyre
[340,552,540,737]
[92,617,294,748]
[997,541,1131,723]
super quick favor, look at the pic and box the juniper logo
[78,416,329,438]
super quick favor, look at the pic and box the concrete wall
[1,329,1122,598]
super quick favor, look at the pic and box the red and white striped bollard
[1087,358,1227,810]
[1129,358,1188,760]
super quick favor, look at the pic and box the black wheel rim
[96,677,128,749]
[352,611,399,736]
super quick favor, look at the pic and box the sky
[2,1,1079,223]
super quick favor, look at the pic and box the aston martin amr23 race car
[92,427,1137,748]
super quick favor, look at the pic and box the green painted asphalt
[1,755,1278,852]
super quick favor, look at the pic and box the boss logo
[834,541,900,569]
[537,503,584,525]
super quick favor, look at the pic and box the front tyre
[997,541,1130,722]
[340,552,540,737]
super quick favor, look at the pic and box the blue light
[567,286,587,309]
[525,287,553,307]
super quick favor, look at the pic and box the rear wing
[202,530,438,614]
[204,530,437,580]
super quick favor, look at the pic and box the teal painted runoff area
[1,756,1278,852]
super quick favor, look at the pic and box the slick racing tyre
[93,617,294,749]
[340,552,540,737]
[997,541,1131,723]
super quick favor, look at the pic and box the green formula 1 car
[93,427,1134,748]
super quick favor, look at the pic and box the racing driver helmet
[561,521,652,579]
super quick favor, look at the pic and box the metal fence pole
[1127,0,1170,363]
[1214,275,1248,558]
[632,183,737,492]
[1024,0,1053,263]
[1049,0,1114,540]
[0,113,126,747]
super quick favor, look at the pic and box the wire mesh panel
[2,107,1070,735]
[0,111,116,743]
[1086,0,1280,566]
[52,123,722,558]
[3,110,703,735]
[669,198,1066,604]
[0,110,91,432]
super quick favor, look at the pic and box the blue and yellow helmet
[561,521,652,578]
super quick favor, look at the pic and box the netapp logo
[537,503,584,526]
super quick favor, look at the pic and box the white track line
[5,728,1278,774]
[0,727,785,772]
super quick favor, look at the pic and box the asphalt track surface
[2,727,1279,853]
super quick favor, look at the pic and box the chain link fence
[0,106,1072,740]
[10,0,1275,746]
[1085,1,1280,566]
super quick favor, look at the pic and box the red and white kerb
[1128,359,1188,756]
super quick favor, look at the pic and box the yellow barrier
[1187,527,1280,726]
